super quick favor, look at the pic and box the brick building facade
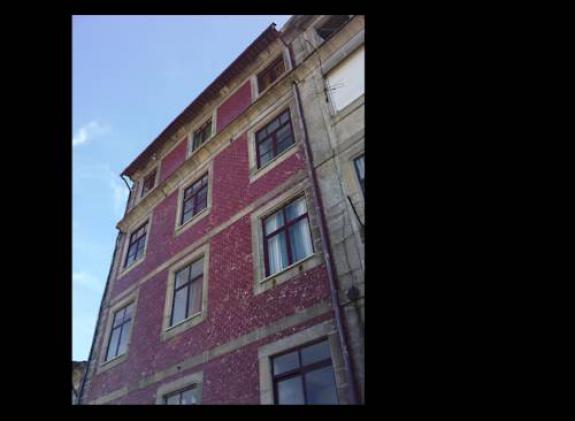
[78,15,364,405]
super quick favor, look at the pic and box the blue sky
[72,15,292,362]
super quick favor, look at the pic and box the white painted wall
[326,46,365,112]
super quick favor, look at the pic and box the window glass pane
[135,238,146,260]
[288,218,314,262]
[258,137,273,159]
[189,277,203,315]
[264,210,285,234]
[280,110,290,124]
[106,328,121,360]
[266,117,280,134]
[182,208,194,225]
[267,232,289,275]
[189,258,204,280]
[276,124,292,143]
[175,266,189,289]
[181,388,198,405]
[277,135,294,155]
[276,376,305,404]
[171,287,188,325]
[165,394,180,405]
[256,127,268,141]
[195,188,208,213]
[285,197,307,222]
[259,150,274,167]
[273,350,300,375]
[301,341,331,366]
[112,309,125,327]
[123,303,134,321]
[117,320,131,355]
[304,366,338,404]
[183,197,195,213]
[354,155,364,180]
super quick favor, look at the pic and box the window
[271,339,338,404]
[181,174,208,225]
[257,56,285,93]
[124,221,148,268]
[163,385,200,405]
[256,109,295,168]
[316,15,351,41]
[263,196,314,277]
[192,119,212,151]
[141,169,157,198]
[170,257,204,327]
[105,303,134,362]
[325,46,364,112]
[354,154,364,195]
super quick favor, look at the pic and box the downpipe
[291,79,360,404]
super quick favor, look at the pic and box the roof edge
[122,23,280,178]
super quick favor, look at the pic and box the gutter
[280,35,360,404]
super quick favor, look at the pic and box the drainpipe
[279,33,360,404]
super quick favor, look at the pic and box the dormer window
[316,15,351,41]
[257,56,285,94]
[192,119,212,151]
[141,169,157,198]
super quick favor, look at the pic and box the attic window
[192,119,212,151]
[141,169,157,198]
[316,15,351,41]
[257,56,285,93]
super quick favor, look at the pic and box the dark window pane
[195,188,208,212]
[106,328,121,360]
[182,209,194,225]
[259,150,274,167]
[117,321,131,355]
[124,303,134,321]
[316,15,351,40]
[256,128,268,141]
[304,366,338,404]
[165,394,180,405]
[288,218,313,262]
[112,309,124,328]
[181,388,198,405]
[171,287,188,325]
[273,350,300,375]
[175,266,189,289]
[280,110,290,124]
[266,117,280,134]
[258,137,273,157]
[301,341,331,366]
[276,376,305,404]
[277,136,294,155]
[189,258,203,280]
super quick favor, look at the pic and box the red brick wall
[86,132,329,404]
[159,137,187,183]
[216,80,252,132]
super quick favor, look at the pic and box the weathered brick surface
[159,137,187,183]
[112,133,306,299]
[216,80,252,132]
[99,312,333,404]
[85,131,331,404]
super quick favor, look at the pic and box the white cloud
[73,271,103,293]
[73,121,111,147]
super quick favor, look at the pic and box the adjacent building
[78,15,364,405]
